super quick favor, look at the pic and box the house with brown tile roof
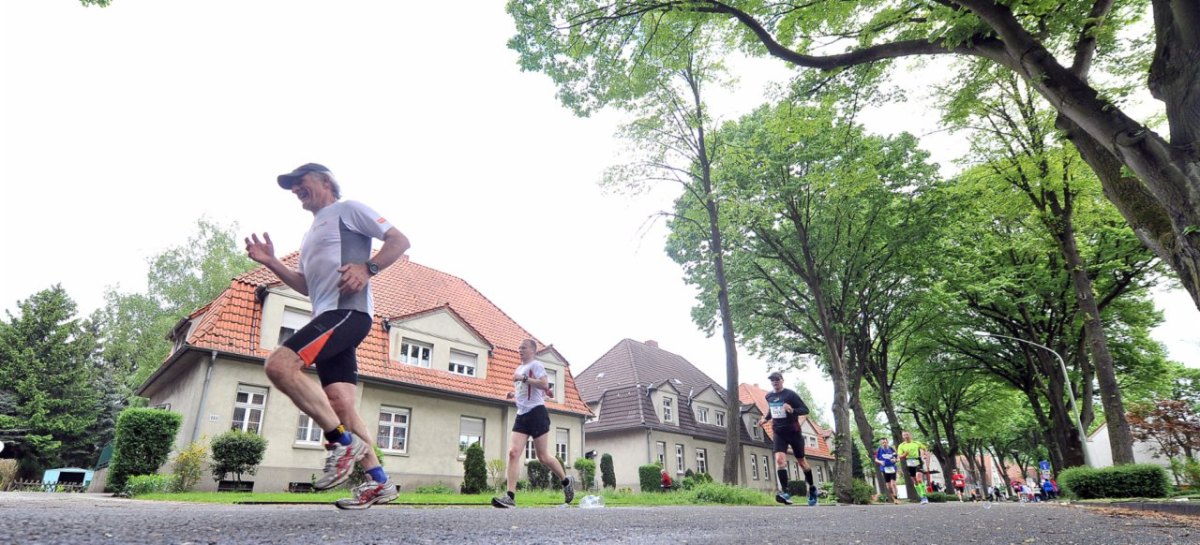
[134,255,590,492]
[573,339,776,490]
[737,383,835,488]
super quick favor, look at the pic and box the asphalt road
[2,493,1199,545]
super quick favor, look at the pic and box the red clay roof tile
[182,254,589,415]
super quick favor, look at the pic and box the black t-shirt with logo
[765,388,809,434]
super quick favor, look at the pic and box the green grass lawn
[134,485,785,507]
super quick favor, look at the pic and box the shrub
[600,453,616,489]
[925,491,955,503]
[171,440,208,492]
[681,471,714,490]
[850,479,876,504]
[210,430,267,483]
[639,464,663,493]
[461,441,487,494]
[107,408,183,492]
[1170,458,1200,486]
[785,480,809,497]
[688,482,763,505]
[574,458,596,491]
[415,483,456,494]
[487,458,506,491]
[1060,464,1171,499]
[125,474,180,496]
[526,460,550,489]
[0,459,17,491]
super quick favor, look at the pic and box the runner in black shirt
[758,371,818,506]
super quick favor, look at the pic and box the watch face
[367,262,380,275]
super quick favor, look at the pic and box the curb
[1074,500,1200,517]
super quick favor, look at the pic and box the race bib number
[768,401,787,419]
[884,466,896,474]
[906,459,920,467]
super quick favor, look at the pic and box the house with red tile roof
[573,339,776,490]
[135,254,590,492]
[737,382,835,489]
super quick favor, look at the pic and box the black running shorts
[513,405,551,439]
[282,309,372,386]
[772,428,806,459]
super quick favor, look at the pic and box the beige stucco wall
[585,428,776,491]
[389,310,492,380]
[146,354,585,492]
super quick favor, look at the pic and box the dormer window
[545,368,558,399]
[278,307,309,345]
[399,338,432,368]
[663,397,673,422]
[697,407,709,424]
[449,349,477,376]
[716,411,725,427]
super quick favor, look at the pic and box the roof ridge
[623,338,641,385]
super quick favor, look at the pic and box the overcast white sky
[2,1,1196,415]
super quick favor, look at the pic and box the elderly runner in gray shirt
[245,163,410,510]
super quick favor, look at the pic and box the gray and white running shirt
[298,200,394,317]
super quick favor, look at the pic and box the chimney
[645,339,659,348]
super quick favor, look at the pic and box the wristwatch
[365,261,380,276]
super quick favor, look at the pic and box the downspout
[190,351,217,444]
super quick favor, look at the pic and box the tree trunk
[1045,191,1134,464]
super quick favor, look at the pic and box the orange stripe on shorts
[297,328,335,366]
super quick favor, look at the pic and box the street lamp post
[974,331,1093,468]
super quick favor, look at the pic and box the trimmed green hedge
[1059,464,1171,499]
[785,479,809,496]
[574,458,596,490]
[600,454,616,488]
[106,408,182,492]
[638,464,663,492]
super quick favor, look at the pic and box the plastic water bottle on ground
[579,495,604,508]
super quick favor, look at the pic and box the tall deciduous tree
[604,42,744,484]
[941,66,1161,464]
[95,218,255,395]
[670,100,940,501]
[509,0,1200,313]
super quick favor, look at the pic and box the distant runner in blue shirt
[875,437,900,504]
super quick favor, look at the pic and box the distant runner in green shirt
[896,430,930,504]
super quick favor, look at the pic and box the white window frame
[656,441,667,466]
[458,416,484,455]
[296,413,321,444]
[697,406,709,424]
[716,411,725,427]
[399,338,432,368]
[555,428,570,465]
[675,444,685,473]
[696,448,708,474]
[449,349,478,377]
[232,385,267,434]
[545,368,558,400]
[278,307,309,346]
[525,437,537,461]
[763,456,770,480]
[751,454,759,480]
[662,397,673,422]
[378,406,410,453]
[807,435,817,448]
